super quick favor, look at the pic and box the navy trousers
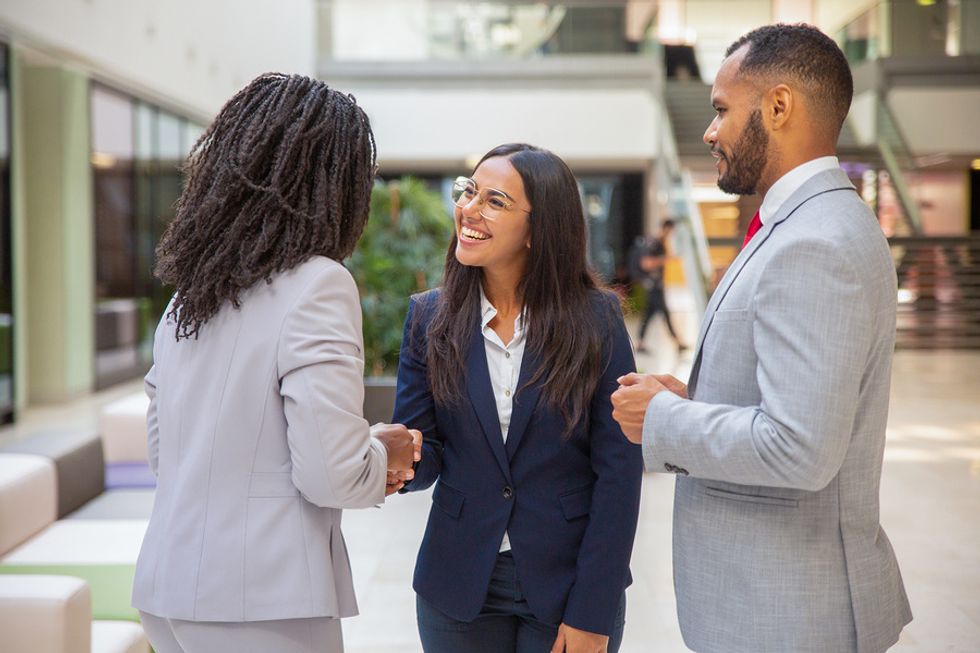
[417,552,626,653]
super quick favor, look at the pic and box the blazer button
[502,486,514,499]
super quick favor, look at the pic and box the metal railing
[317,0,659,62]
[672,171,712,321]
[890,235,980,349]
[875,99,922,235]
[836,0,980,65]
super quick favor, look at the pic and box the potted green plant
[348,177,453,422]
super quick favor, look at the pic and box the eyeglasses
[451,176,531,222]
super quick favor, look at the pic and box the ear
[765,84,793,131]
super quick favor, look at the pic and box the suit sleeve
[641,238,875,491]
[563,298,644,636]
[278,264,387,509]
[393,295,444,492]
[144,363,159,477]
[144,307,170,477]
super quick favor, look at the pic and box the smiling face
[454,155,532,275]
[704,47,772,196]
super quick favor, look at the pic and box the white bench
[0,575,148,653]
[99,394,149,464]
[0,453,57,556]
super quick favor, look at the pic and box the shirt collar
[479,285,525,333]
[759,156,840,225]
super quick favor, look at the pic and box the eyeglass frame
[451,176,531,222]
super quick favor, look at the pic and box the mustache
[711,147,727,160]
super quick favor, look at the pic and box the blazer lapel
[465,325,513,483]
[688,169,857,395]
[504,347,543,461]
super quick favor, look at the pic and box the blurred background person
[628,220,687,354]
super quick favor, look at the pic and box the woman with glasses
[391,143,643,653]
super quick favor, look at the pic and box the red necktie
[741,211,762,249]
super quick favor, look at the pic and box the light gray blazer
[132,256,387,622]
[642,168,912,653]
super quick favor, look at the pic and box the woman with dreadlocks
[392,144,643,653]
[132,73,419,653]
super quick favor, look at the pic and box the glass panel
[136,103,154,162]
[148,111,184,352]
[158,111,182,162]
[92,87,135,159]
[181,120,204,157]
[836,0,980,62]
[890,0,949,58]
[134,104,157,366]
[959,0,980,55]
[0,42,13,421]
[321,0,657,61]
[94,95,194,385]
[837,3,883,64]
[0,89,7,159]
[92,86,140,388]
[578,174,644,284]
[579,177,618,281]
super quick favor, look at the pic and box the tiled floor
[340,303,980,652]
[3,294,978,652]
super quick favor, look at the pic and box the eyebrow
[467,178,516,202]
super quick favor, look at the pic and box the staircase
[892,236,980,349]
[663,80,979,351]
[664,81,713,156]
[665,80,864,157]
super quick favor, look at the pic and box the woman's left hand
[550,623,609,653]
[385,470,413,496]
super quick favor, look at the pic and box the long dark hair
[425,143,612,434]
[155,73,377,339]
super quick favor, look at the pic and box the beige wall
[346,86,662,166]
[888,88,980,155]
[908,170,970,236]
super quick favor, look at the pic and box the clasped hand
[369,423,422,496]
[611,373,688,444]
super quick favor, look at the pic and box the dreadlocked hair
[154,72,377,340]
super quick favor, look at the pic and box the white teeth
[461,226,490,241]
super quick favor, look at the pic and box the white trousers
[139,611,344,653]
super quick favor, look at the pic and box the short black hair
[725,24,853,139]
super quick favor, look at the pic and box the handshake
[371,423,423,497]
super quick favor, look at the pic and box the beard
[716,110,769,195]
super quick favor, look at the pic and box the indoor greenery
[348,177,453,376]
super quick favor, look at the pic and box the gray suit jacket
[642,169,912,653]
[133,256,387,622]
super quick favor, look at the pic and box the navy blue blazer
[393,288,643,637]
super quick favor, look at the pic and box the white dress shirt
[758,156,840,225]
[479,287,526,552]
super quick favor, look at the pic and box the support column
[18,57,94,403]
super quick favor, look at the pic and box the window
[0,42,13,423]
[92,85,204,388]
